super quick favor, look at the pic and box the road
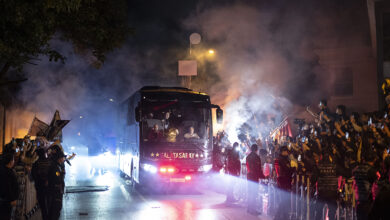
[59,156,272,220]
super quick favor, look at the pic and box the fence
[13,165,42,220]
[233,164,357,220]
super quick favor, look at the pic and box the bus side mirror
[216,108,223,124]
[135,107,140,122]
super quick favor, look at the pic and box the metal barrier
[13,165,42,220]
[289,175,357,220]
[233,164,358,220]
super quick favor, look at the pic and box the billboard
[178,60,197,76]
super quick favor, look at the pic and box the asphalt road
[59,156,271,220]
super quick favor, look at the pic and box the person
[353,152,377,220]
[318,99,331,123]
[246,144,264,215]
[275,146,294,191]
[369,156,390,220]
[184,126,200,139]
[47,148,66,220]
[274,146,295,220]
[225,142,241,203]
[0,153,19,220]
[148,124,162,141]
[147,112,154,119]
[166,128,179,142]
[314,151,340,220]
[32,148,51,220]
[161,112,171,130]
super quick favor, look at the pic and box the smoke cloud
[183,0,371,142]
[6,0,371,147]
[183,4,320,142]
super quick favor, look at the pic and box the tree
[0,0,131,78]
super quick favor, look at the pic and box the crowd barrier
[13,165,42,220]
[234,164,357,220]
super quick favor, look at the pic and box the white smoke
[184,4,309,142]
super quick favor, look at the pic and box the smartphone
[368,117,373,126]
[301,137,306,143]
[345,132,349,139]
[298,155,302,162]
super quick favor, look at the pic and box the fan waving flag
[28,117,49,137]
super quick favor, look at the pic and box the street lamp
[208,49,215,55]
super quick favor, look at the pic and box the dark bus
[116,86,223,185]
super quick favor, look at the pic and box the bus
[116,86,223,185]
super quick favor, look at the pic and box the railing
[13,165,42,220]
[231,165,357,220]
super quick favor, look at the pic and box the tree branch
[0,62,11,78]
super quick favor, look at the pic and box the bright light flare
[208,49,215,55]
[143,163,157,173]
[198,164,212,172]
[185,175,191,181]
[160,167,175,173]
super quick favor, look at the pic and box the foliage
[0,0,130,77]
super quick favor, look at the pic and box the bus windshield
[141,100,211,143]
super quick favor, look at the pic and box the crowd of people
[217,99,390,220]
[0,137,73,220]
[2,98,390,220]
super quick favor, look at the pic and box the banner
[27,117,49,137]
[46,110,70,141]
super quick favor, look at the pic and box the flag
[45,110,70,141]
[28,117,49,137]
[50,110,61,127]
[46,119,70,141]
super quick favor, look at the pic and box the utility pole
[179,33,201,89]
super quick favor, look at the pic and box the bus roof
[140,86,209,96]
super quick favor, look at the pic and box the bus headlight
[142,163,157,174]
[198,164,212,172]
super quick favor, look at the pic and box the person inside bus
[148,124,162,141]
[166,128,179,142]
[184,126,200,139]
[147,112,154,119]
[161,112,172,130]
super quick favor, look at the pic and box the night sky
[2,0,373,146]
